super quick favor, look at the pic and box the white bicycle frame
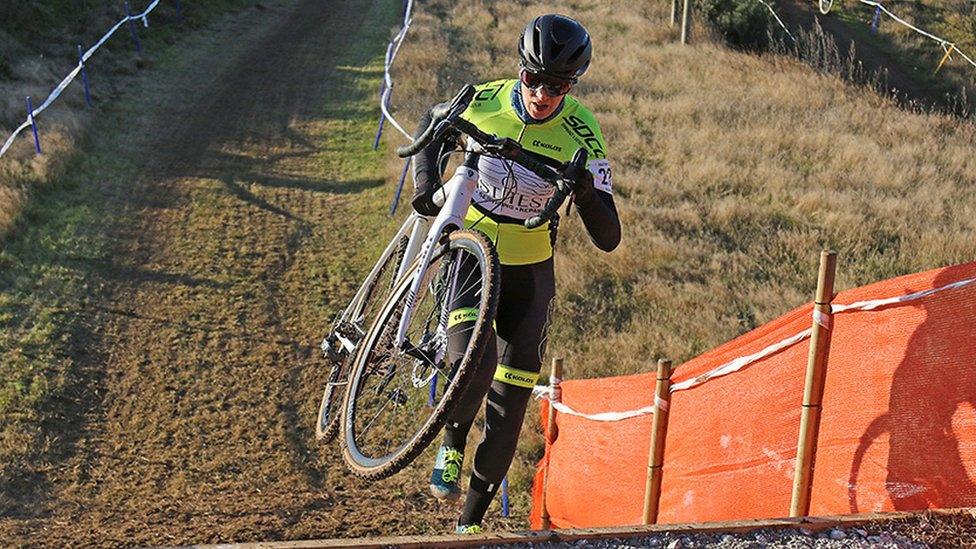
[395,163,480,348]
[327,212,428,355]
[325,162,479,357]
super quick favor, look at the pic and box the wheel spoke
[361,392,393,436]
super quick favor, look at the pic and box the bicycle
[314,225,416,442]
[321,85,587,480]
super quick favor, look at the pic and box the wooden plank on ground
[182,507,976,549]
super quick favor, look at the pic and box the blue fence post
[372,111,387,150]
[389,157,410,216]
[372,82,387,150]
[428,373,437,407]
[124,2,143,53]
[174,0,184,22]
[501,477,510,517]
[26,96,41,154]
[870,6,881,33]
[78,45,93,107]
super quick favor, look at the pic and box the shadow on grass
[56,254,233,289]
[0,317,107,520]
[0,0,394,527]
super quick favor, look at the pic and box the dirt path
[0,0,465,545]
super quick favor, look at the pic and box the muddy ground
[0,0,481,546]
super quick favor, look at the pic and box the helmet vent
[532,26,542,54]
[567,44,586,63]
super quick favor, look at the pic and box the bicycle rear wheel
[341,230,499,479]
[316,235,408,442]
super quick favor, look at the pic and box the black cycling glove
[559,160,596,203]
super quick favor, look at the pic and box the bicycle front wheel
[341,230,499,479]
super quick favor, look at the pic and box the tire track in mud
[0,0,459,545]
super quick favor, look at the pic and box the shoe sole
[430,484,461,502]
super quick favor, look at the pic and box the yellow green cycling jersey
[458,79,613,265]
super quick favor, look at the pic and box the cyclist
[410,13,620,534]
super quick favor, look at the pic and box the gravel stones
[469,524,934,548]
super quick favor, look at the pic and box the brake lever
[569,147,588,172]
[481,137,522,159]
[432,85,476,119]
[524,148,588,230]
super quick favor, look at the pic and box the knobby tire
[341,230,499,480]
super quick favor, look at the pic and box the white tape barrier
[827,0,976,72]
[832,275,976,313]
[531,382,658,422]
[533,273,976,421]
[669,328,813,393]
[758,0,797,42]
[856,0,948,45]
[0,1,162,158]
[378,0,415,141]
[812,307,832,329]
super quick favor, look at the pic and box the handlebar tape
[396,85,476,158]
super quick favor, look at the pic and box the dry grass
[0,71,86,238]
[380,0,976,526]
[0,5,127,239]
[387,0,976,370]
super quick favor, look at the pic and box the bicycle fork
[395,163,480,351]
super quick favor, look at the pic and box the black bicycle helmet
[518,14,592,81]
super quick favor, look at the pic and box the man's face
[519,69,573,120]
[520,83,566,120]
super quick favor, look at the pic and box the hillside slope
[381,0,976,525]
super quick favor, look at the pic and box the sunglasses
[519,69,574,96]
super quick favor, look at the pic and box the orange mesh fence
[530,261,976,529]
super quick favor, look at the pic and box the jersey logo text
[531,139,562,153]
[565,115,606,159]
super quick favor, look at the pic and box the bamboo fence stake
[681,0,692,44]
[643,359,673,525]
[790,250,837,517]
[539,357,564,530]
